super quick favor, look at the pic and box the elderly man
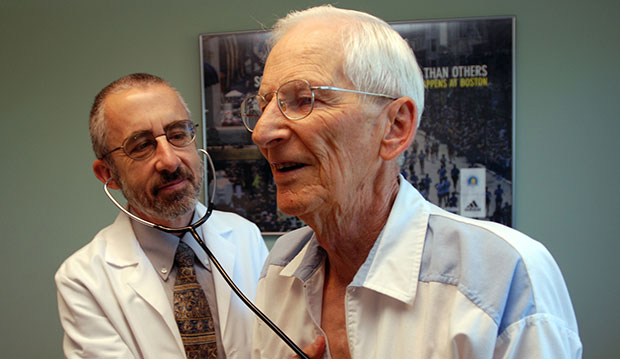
[55,73,268,358]
[244,6,581,359]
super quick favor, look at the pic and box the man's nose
[153,136,182,172]
[251,99,291,149]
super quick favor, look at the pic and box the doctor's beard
[111,163,203,221]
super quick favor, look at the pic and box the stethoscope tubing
[103,149,309,359]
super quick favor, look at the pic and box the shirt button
[161,268,168,274]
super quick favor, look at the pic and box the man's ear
[379,97,418,161]
[93,159,120,189]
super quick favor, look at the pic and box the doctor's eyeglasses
[240,79,397,132]
[100,120,198,161]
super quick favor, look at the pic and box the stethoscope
[103,148,309,359]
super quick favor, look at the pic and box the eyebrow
[125,129,153,141]
[125,119,190,139]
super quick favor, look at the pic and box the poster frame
[199,16,516,234]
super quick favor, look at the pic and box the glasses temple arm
[312,86,397,99]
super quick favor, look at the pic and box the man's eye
[296,96,313,109]
[168,130,188,141]
[128,139,155,154]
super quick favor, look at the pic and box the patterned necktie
[173,241,217,359]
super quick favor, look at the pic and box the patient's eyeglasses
[240,79,396,132]
[100,119,198,161]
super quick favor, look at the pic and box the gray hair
[89,73,190,160]
[271,5,425,126]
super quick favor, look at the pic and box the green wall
[1,0,618,357]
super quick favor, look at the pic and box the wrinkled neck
[308,172,400,283]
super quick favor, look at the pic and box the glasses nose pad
[278,99,287,113]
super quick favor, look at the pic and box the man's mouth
[273,162,306,173]
[153,178,186,195]
[152,167,193,196]
[161,178,185,188]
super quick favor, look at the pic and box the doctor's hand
[293,336,326,359]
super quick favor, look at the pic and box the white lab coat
[56,204,268,359]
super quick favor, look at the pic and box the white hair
[271,5,425,125]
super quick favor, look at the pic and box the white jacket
[56,204,268,358]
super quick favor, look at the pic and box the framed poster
[199,16,515,234]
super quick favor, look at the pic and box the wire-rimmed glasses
[100,119,198,161]
[240,79,397,132]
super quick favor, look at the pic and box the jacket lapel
[104,213,185,355]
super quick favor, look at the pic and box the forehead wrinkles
[261,25,347,91]
[104,86,188,147]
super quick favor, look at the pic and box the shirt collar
[132,209,211,281]
[281,175,430,305]
[350,175,430,304]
